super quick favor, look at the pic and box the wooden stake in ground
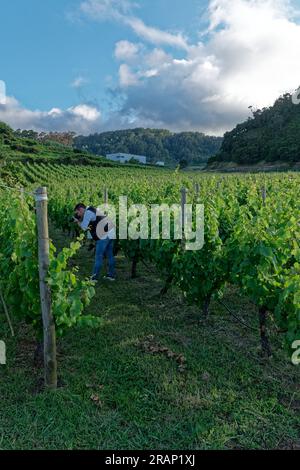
[0,288,14,337]
[131,254,138,279]
[180,187,188,249]
[262,186,267,205]
[103,188,109,273]
[258,306,272,357]
[104,188,108,205]
[194,183,200,201]
[35,187,57,390]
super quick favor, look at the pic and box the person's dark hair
[74,203,86,211]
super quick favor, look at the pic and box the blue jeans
[93,238,115,279]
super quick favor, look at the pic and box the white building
[106,153,147,165]
[155,161,165,167]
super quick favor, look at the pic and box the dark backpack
[86,206,108,241]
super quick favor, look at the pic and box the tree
[209,89,300,165]
[179,158,188,169]
[74,128,222,166]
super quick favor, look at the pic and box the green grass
[0,228,299,450]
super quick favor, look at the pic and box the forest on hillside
[0,122,114,168]
[209,92,300,165]
[74,128,223,166]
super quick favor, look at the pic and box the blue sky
[1,0,300,135]
[0,0,205,110]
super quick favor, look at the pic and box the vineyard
[0,161,300,449]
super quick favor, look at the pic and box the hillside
[0,123,143,187]
[208,91,300,167]
[74,128,223,166]
[0,122,117,166]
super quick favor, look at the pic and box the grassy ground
[0,228,299,450]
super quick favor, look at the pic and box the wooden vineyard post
[104,188,108,204]
[258,306,272,356]
[262,186,267,205]
[35,187,57,390]
[0,289,14,337]
[131,255,138,279]
[194,183,200,201]
[103,187,109,273]
[180,187,188,249]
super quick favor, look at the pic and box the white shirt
[80,208,116,240]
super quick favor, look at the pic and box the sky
[1,0,300,136]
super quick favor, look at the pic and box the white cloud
[123,17,188,49]
[144,49,172,68]
[71,76,89,88]
[3,0,300,136]
[0,96,102,135]
[79,0,188,49]
[111,0,300,134]
[80,0,135,21]
[70,104,101,121]
[114,40,140,60]
[0,80,6,105]
[48,108,63,116]
[118,64,139,87]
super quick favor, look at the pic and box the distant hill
[209,91,300,167]
[74,128,223,166]
[0,122,117,167]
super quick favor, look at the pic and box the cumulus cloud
[114,40,141,61]
[71,76,89,88]
[70,104,101,121]
[0,96,101,135]
[0,80,6,105]
[109,0,300,134]
[118,64,139,87]
[3,0,300,136]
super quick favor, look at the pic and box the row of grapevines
[7,162,300,352]
[0,186,99,339]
